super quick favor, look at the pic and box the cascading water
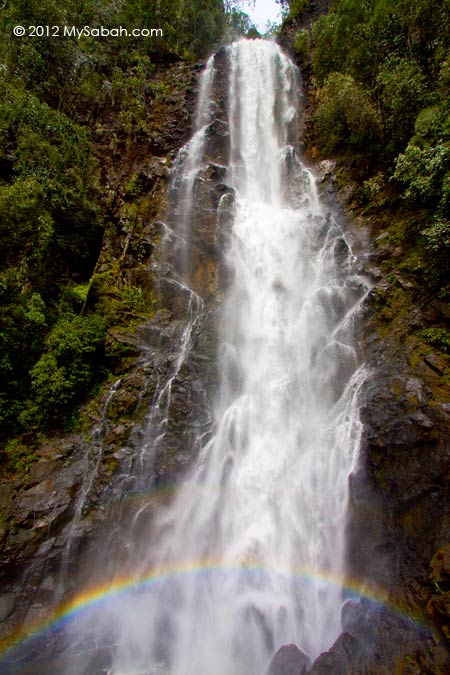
[166,53,215,278]
[92,39,369,675]
[7,39,370,675]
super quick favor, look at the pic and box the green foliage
[439,51,450,92]
[312,1,386,87]
[89,272,157,322]
[288,0,311,19]
[315,73,381,153]
[0,0,238,457]
[121,0,181,50]
[421,327,450,356]
[0,77,101,278]
[2,439,38,474]
[26,313,106,426]
[393,143,450,205]
[293,29,310,61]
[0,285,49,438]
[302,0,450,295]
[112,54,154,139]
[119,286,146,312]
[310,0,449,155]
[0,0,232,102]
[226,8,260,38]
[362,172,387,207]
[276,0,311,22]
[182,0,226,58]
[414,107,442,143]
[66,284,91,309]
[311,13,341,85]
[0,0,77,104]
[421,219,450,285]
[24,293,47,326]
[376,57,428,151]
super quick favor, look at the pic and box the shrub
[421,218,450,287]
[377,57,427,150]
[422,218,450,256]
[393,143,450,204]
[362,172,387,206]
[28,313,106,425]
[289,0,311,18]
[315,73,381,153]
[0,78,101,281]
[294,29,311,61]
[312,13,341,84]
[439,52,450,93]
[414,106,442,142]
[421,327,450,355]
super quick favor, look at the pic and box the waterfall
[97,39,368,675]
[8,39,369,675]
[166,53,216,278]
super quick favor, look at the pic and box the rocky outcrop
[347,278,450,672]
[0,56,216,648]
[282,23,450,667]
[266,643,311,675]
[428,544,450,641]
[1,34,449,675]
[0,48,235,668]
[310,152,450,673]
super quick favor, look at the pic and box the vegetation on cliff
[282,0,450,379]
[0,0,258,457]
[0,0,447,463]
[280,0,450,651]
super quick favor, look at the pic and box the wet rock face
[306,616,438,675]
[309,632,364,675]
[165,46,233,301]
[344,318,450,671]
[0,56,219,644]
[315,164,450,670]
[428,544,450,641]
[266,643,311,675]
[147,309,218,484]
[341,598,380,649]
[351,349,450,587]
[146,61,200,154]
[265,603,442,675]
[205,46,231,165]
[0,437,88,640]
[185,163,235,298]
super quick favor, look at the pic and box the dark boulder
[341,597,380,648]
[309,632,363,675]
[265,643,311,675]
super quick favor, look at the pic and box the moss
[375,285,410,324]
[2,439,38,476]
[398,252,425,275]
[421,327,450,356]
[385,215,415,247]
[293,29,311,61]
[105,457,119,475]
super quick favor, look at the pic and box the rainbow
[0,560,429,662]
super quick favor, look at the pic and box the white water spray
[63,40,369,675]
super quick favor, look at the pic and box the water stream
[7,39,370,675]
[93,38,369,675]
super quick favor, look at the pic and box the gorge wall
[0,33,449,675]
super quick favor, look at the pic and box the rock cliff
[0,35,449,675]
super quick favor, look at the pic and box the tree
[377,56,428,152]
[315,72,382,153]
